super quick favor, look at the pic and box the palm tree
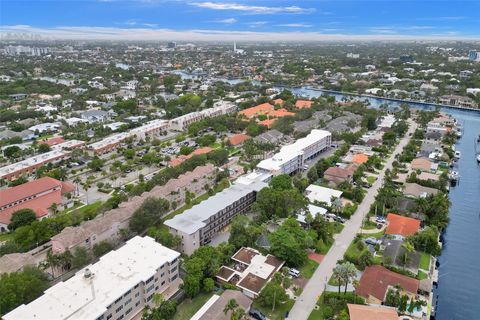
[341,262,358,294]
[45,249,60,278]
[73,177,81,196]
[231,307,247,320]
[402,241,414,270]
[223,299,238,317]
[332,264,345,294]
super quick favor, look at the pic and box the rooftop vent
[84,268,93,279]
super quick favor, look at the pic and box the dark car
[249,309,266,320]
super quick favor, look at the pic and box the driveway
[288,120,417,320]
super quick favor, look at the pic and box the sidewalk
[288,120,417,320]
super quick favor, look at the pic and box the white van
[288,268,300,278]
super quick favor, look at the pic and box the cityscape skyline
[1,0,480,40]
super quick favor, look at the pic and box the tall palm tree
[341,262,357,294]
[231,307,247,320]
[223,299,238,317]
[402,241,414,270]
[332,264,345,294]
[45,249,60,278]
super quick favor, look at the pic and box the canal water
[288,87,480,320]
[175,71,480,318]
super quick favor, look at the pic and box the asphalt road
[288,120,417,320]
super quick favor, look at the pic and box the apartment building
[256,129,331,176]
[51,165,216,254]
[3,236,181,320]
[87,120,169,155]
[0,140,85,181]
[169,102,236,131]
[164,178,266,255]
[0,177,75,232]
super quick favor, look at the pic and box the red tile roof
[347,304,398,320]
[258,119,276,128]
[356,265,419,301]
[295,100,313,109]
[385,213,421,237]
[352,153,369,164]
[238,103,274,119]
[229,133,250,146]
[0,178,74,225]
[271,98,284,106]
[40,136,65,147]
[267,108,295,118]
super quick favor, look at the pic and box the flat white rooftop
[305,184,343,206]
[0,149,67,177]
[3,236,180,320]
[164,179,266,234]
[257,129,330,172]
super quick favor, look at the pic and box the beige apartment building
[3,236,181,320]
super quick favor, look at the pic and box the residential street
[288,120,417,320]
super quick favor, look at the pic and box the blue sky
[1,0,479,40]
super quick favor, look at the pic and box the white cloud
[277,23,312,28]
[0,25,476,41]
[247,21,268,28]
[189,2,315,14]
[213,18,237,24]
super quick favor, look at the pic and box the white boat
[449,171,459,181]
[477,154,480,163]
[454,151,461,159]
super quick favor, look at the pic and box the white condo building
[256,129,331,176]
[3,236,181,320]
[169,101,236,131]
[164,178,266,255]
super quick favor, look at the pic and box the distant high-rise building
[167,42,176,49]
[468,50,478,61]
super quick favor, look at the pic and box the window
[146,284,154,293]
[135,301,140,307]
[124,298,132,306]
[171,274,178,281]
[115,305,123,313]
[106,315,112,320]
[118,315,124,320]
[161,281,165,286]
[123,290,131,297]
[146,276,154,284]
[126,308,132,315]
[134,283,139,289]
[96,316,104,320]
[114,297,122,304]
[135,292,140,298]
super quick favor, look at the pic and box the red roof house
[0,177,75,230]
[356,265,419,303]
[228,133,250,146]
[295,100,313,109]
[385,213,421,237]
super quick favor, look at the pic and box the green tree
[223,298,238,317]
[72,247,90,268]
[92,240,114,257]
[38,143,51,153]
[270,174,293,191]
[8,209,36,231]
[0,267,49,315]
[129,197,170,233]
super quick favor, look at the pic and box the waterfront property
[3,236,181,320]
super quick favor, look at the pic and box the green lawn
[329,221,344,234]
[308,309,324,320]
[358,230,385,239]
[418,270,428,280]
[362,220,378,230]
[0,232,13,242]
[316,239,333,255]
[252,299,295,320]
[300,259,319,279]
[419,252,431,270]
[172,292,216,320]
[367,176,377,184]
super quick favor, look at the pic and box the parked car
[375,216,386,224]
[288,268,301,278]
[364,237,380,246]
[249,309,266,320]
[334,216,346,223]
